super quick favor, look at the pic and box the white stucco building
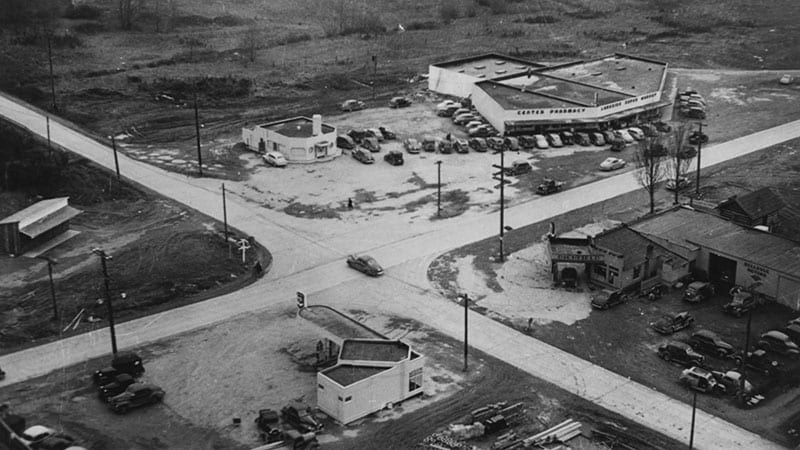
[241,114,339,163]
[317,339,424,425]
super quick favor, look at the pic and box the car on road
[574,132,591,146]
[689,329,737,359]
[745,349,781,377]
[614,129,635,143]
[679,366,724,394]
[352,148,374,164]
[657,341,705,367]
[665,176,690,191]
[590,289,629,310]
[98,373,136,401]
[454,139,469,154]
[599,157,626,171]
[346,254,384,276]
[546,133,563,148]
[651,311,694,335]
[263,151,288,167]
[422,137,437,152]
[108,383,165,414]
[683,281,715,303]
[536,178,564,195]
[337,135,356,150]
[627,127,645,140]
[384,150,404,166]
[403,138,421,154]
[590,131,605,146]
[340,99,366,112]
[388,96,412,108]
[533,134,549,149]
[757,330,800,357]
[469,137,488,152]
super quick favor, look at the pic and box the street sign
[491,164,504,170]
[492,177,511,185]
[296,291,307,309]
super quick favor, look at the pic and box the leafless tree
[119,0,145,30]
[240,20,263,63]
[666,123,696,204]
[633,134,668,214]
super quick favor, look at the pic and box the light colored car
[679,366,723,394]
[367,128,384,142]
[627,127,645,140]
[454,113,477,125]
[263,151,287,167]
[437,100,458,109]
[340,99,365,112]
[547,133,563,147]
[352,148,374,164]
[465,120,484,130]
[533,134,549,149]
[780,74,794,85]
[599,157,626,171]
[615,129,635,143]
[403,138,421,154]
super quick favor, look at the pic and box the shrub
[405,21,439,31]
[63,4,102,20]
[477,0,507,14]
[341,14,385,36]
[277,33,313,45]
[439,2,459,22]
[516,15,558,24]
[213,15,246,27]
[73,22,106,34]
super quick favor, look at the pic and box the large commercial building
[317,339,424,424]
[428,53,671,135]
[241,114,339,163]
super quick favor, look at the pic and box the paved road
[1,92,797,449]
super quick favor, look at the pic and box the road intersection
[1,92,798,449]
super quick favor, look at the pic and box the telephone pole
[92,248,117,355]
[491,146,509,261]
[460,293,470,372]
[694,123,706,197]
[194,90,203,177]
[435,160,442,217]
[46,33,57,111]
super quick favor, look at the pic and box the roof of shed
[717,187,786,220]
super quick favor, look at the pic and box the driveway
[1,92,798,449]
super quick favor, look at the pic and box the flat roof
[432,53,545,80]
[340,339,409,363]
[259,116,335,138]
[476,81,580,109]
[631,207,800,278]
[542,54,667,97]
[323,364,388,387]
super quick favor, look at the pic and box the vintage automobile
[657,341,705,367]
[689,329,738,359]
[98,373,136,401]
[281,402,324,433]
[599,157,626,171]
[388,96,412,108]
[107,383,165,414]
[757,330,800,357]
[536,178,564,195]
[722,287,763,317]
[679,366,724,394]
[340,99,366,112]
[683,281,715,303]
[502,160,532,176]
[651,311,694,335]
[468,137,488,152]
[744,349,781,377]
[262,151,288,168]
[403,138,421,154]
[346,254,384,277]
[93,352,144,386]
[351,148,374,164]
[590,289,629,310]
[384,150,404,166]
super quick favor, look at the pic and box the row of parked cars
[676,89,707,120]
[93,352,165,414]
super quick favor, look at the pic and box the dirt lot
[428,135,800,447]
[0,301,682,450]
[0,121,269,355]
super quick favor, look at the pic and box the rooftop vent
[496,69,507,74]
[474,65,486,70]
[591,72,603,76]
[515,65,527,69]
[458,69,465,73]
[616,67,626,71]
[495,61,506,65]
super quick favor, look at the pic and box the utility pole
[37,256,59,321]
[694,122,705,197]
[461,293,470,372]
[193,90,203,177]
[46,116,52,156]
[739,306,753,405]
[491,146,509,261]
[435,160,442,217]
[689,390,697,450]
[111,135,120,180]
[92,248,117,355]
[46,33,57,111]
[222,183,230,257]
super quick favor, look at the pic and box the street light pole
[435,160,442,217]
[499,148,506,261]
[92,248,117,355]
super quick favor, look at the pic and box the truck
[536,178,564,195]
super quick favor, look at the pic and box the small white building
[317,339,424,425]
[241,114,340,163]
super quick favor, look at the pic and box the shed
[716,187,786,229]
[0,197,82,256]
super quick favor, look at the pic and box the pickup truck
[536,178,564,195]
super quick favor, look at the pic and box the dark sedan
[346,254,384,277]
[651,311,694,335]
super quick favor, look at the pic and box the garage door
[777,276,800,311]
[709,253,737,286]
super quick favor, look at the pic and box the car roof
[24,425,55,438]
[688,281,708,288]
[763,330,790,340]
[693,329,717,338]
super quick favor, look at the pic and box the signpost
[237,238,251,264]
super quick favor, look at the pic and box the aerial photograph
[1,0,800,449]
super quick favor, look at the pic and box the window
[409,368,423,392]
[345,396,352,403]
[633,265,641,279]
[593,264,607,277]
[318,384,325,390]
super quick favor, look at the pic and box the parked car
[403,138,421,154]
[365,128,384,142]
[502,160,532,176]
[546,133,563,148]
[685,107,706,120]
[689,329,737,359]
[503,137,520,151]
[601,130,616,143]
[757,330,800,357]
[609,137,626,152]
[533,134,549,149]
[589,131,606,146]
[639,283,665,300]
[454,113,477,125]
[657,341,705,367]
[21,425,58,446]
[536,178,564,195]
[782,323,800,344]
[361,136,381,152]
[560,131,574,145]
[346,254,384,277]
[640,123,659,137]
[465,120,484,130]
[683,281,715,303]
[384,150,404,166]
[437,99,458,109]
[468,125,491,137]
[347,129,367,144]
[437,104,460,117]
[454,139,469,154]
[107,383,165,414]
[422,137,437,152]
[378,126,396,140]
[654,121,672,133]
[722,287,763,317]
[779,74,794,85]
[665,176,690,191]
[651,311,694,335]
[388,96,412,108]
[337,135,356,150]
[352,147,375,164]
[340,99,365,112]
[92,352,144,386]
[469,137,488,152]
[487,137,505,150]
[452,108,471,118]
[519,135,536,149]
[437,139,453,154]
[679,366,724,394]
[98,373,136,401]
[281,402,324,433]
[627,127,645,140]
[263,151,288,167]
[599,157,626,171]
[712,370,755,396]
[745,349,781,377]
[574,132,591,146]
[688,130,709,145]
[614,129,635,143]
[590,289,629,310]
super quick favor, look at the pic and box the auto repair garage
[428,53,672,136]
[241,114,340,163]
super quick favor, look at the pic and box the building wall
[428,65,479,98]
[241,126,340,162]
[471,85,508,134]
[0,222,20,255]
[777,276,800,311]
